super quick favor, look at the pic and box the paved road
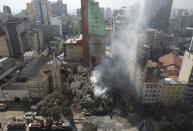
[0,102,34,131]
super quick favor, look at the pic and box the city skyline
[0,0,193,14]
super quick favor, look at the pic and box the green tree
[37,92,72,121]
[81,122,97,131]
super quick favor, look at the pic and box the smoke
[91,1,148,99]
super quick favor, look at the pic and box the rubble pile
[71,73,113,116]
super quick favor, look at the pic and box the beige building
[64,35,83,61]
[49,37,63,54]
[29,29,44,50]
[27,64,51,100]
[26,2,35,21]
[178,50,193,102]
[21,29,44,52]
[1,83,29,101]
[0,36,10,57]
[178,51,193,82]
[160,78,187,105]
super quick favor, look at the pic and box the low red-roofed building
[159,53,182,78]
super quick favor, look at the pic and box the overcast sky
[0,0,193,14]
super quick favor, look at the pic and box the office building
[178,41,193,103]
[169,18,181,34]
[40,25,60,44]
[105,8,112,21]
[160,78,187,105]
[112,6,149,98]
[33,0,51,24]
[100,7,105,17]
[147,29,166,60]
[51,0,67,16]
[21,29,44,51]
[143,67,162,103]
[5,18,31,58]
[64,35,83,61]
[50,16,62,35]
[144,0,173,32]
[3,6,12,18]
[81,0,106,67]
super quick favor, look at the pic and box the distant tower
[52,51,64,92]
[105,8,112,21]
[33,0,51,24]
[51,0,67,16]
[3,6,12,18]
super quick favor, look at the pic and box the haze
[0,0,193,14]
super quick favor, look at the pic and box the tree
[37,92,72,121]
[81,122,97,131]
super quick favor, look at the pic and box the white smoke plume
[91,0,149,99]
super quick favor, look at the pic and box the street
[0,102,34,131]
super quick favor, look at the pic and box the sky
[0,0,193,14]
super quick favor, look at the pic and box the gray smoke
[90,1,148,100]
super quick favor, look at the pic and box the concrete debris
[71,73,113,116]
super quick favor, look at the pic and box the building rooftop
[24,51,33,57]
[162,78,187,85]
[159,53,182,68]
[0,57,8,63]
[28,64,52,81]
[145,75,161,83]
[4,83,28,90]
[65,35,82,44]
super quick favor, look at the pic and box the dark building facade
[5,18,31,58]
[144,0,173,32]
[40,25,60,44]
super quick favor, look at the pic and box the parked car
[24,112,37,118]
[29,123,44,131]
[52,122,71,131]
[30,105,37,110]
[7,122,26,130]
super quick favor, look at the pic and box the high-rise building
[160,78,187,105]
[77,9,82,33]
[81,0,106,67]
[105,8,112,21]
[40,25,60,44]
[147,29,165,60]
[178,39,193,103]
[3,6,12,18]
[144,0,173,32]
[112,6,149,98]
[100,7,105,18]
[50,16,62,35]
[5,18,31,58]
[33,0,51,25]
[51,0,67,16]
